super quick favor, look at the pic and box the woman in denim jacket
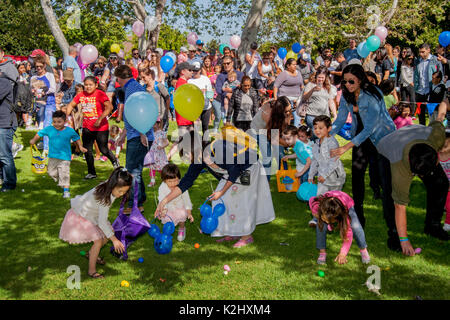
[329,64,401,252]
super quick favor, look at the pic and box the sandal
[88,272,104,279]
[85,252,106,265]
[216,236,240,243]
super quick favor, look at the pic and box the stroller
[110,181,150,260]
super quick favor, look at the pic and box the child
[309,191,371,265]
[380,79,399,109]
[30,111,87,198]
[106,125,124,162]
[59,167,132,278]
[308,115,346,226]
[144,118,169,187]
[222,71,240,113]
[438,132,450,232]
[389,102,413,129]
[157,164,194,241]
[281,125,313,184]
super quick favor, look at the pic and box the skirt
[59,209,109,244]
[211,161,276,237]
[159,208,189,226]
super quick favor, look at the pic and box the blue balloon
[296,182,318,202]
[366,35,381,52]
[148,219,175,255]
[357,41,370,58]
[199,198,226,234]
[292,42,301,54]
[200,216,219,234]
[439,31,450,47]
[160,55,174,73]
[124,91,159,134]
[337,122,353,140]
[277,47,287,59]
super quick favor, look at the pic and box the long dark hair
[267,96,291,140]
[341,64,383,106]
[94,167,133,206]
[316,195,350,241]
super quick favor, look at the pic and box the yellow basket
[276,160,300,193]
[30,144,47,174]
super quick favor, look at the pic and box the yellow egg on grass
[121,280,130,287]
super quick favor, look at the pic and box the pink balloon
[187,32,198,46]
[230,35,241,49]
[132,21,145,37]
[375,26,388,42]
[73,43,83,52]
[80,45,98,65]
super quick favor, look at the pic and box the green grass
[0,120,449,300]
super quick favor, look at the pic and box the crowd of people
[0,37,449,279]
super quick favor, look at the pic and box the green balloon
[219,44,229,55]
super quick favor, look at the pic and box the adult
[400,52,416,114]
[217,46,236,68]
[195,39,208,59]
[177,47,188,64]
[255,52,275,91]
[0,73,17,192]
[329,64,399,251]
[414,43,443,125]
[131,48,142,69]
[154,131,275,248]
[115,65,154,213]
[140,68,170,131]
[62,46,82,84]
[250,96,293,181]
[30,55,56,154]
[376,121,449,256]
[65,76,119,179]
[373,47,393,82]
[269,51,282,76]
[330,52,348,104]
[273,58,304,127]
[270,46,284,73]
[315,47,332,68]
[15,62,32,129]
[188,61,213,134]
[187,45,202,66]
[302,66,337,136]
[244,42,262,87]
[226,75,259,131]
[343,39,361,62]
[149,52,164,83]
[0,47,19,83]
[297,53,315,85]
[93,56,106,78]
[385,44,398,81]
[58,70,77,107]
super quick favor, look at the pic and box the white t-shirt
[304,82,337,117]
[188,75,213,110]
[245,51,262,79]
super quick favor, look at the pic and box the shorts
[47,158,71,187]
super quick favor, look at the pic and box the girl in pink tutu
[157,164,194,242]
[144,118,169,187]
[59,167,133,279]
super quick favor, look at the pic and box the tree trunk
[40,0,69,56]
[148,0,166,49]
[238,0,268,68]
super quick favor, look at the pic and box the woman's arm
[395,203,415,256]
[209,180,233,201]
[257,61,267,79]
[329,98,337,119]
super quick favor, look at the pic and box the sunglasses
[223,62,232,65]
[110,57,118,60]
[133,52,139,55]
[341,79,356,85]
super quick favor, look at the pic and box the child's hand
[188,214,194,223]
[79,146,88,153]
[334,253,348,265]
[317,176,325,183]
[113,239,125,254]
[281,156,288,162]
[294,172,302,178]
[308,179,314,184]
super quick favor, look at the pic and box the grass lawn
[0,120,449,300]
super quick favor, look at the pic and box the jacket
[0,58,19,84]
[227,87,259,123]
[330,88,396,147]
[0,77,17,129]
[414,55,443,94]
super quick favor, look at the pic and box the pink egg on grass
[223,265,231,272]
[415,247,422,254]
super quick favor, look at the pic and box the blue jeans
[212,99,222,130]
[316,207,367,250]
[305,114,318,142]
[0,128,17,190]
[126,137,153,208]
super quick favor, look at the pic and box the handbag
[276,160,300,193]
[30,144,47,174]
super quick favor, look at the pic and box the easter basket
[30,144,47,174]
[276,160,300,193]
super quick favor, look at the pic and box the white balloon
[145,16,158,31]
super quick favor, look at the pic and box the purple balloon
[73,43,83,52]
[80,45,98,65]
[132,21,145,37]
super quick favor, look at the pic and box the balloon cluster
[357,26,388,58]
[199,198,226,234]
[148,217,175,255]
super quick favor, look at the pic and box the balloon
[173,84,205,121]
[187,32,198,46]
[292,42,301,54]
[160,56,174,73]
[439,31,450,47]
[374,26,388,42]
[199,198,226,234]
[277,47,287,59]
[357,41,371,58]
[118,49,125,59]
[123,41,133,54]
[230,35,241,49]
[147,220,175,255]
[296,182,318,202]
[79,45,98,65]
[145,15,158,32]
[286,50,296,60]
[164,52,176,63]
[124,91,159,134]
[49,56,57,68]
[366,35,381,52]
[73,43,83,52]
[110,44,121,53]
[76,55,87,81]
[132,20,145,37]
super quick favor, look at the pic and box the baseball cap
[191,61,202,71]
[300,53,309,61]
[155,48,164,56]
[177,62,194,71]
[63,69,74,81]
[180,46,188,53]
[188,44,197,51]
[348,58,362,66]
[30,49,46,57]
[196,39,204,46]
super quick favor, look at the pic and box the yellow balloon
[286,50,297,60]
[111,44,121,53]
[173,84,205,121]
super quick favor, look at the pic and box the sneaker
[308,219,317,228]
[84,174,97,180]
[148,179,155,187]
[100,156,108,162]
[360,249,371,264]
[424,225,449,241]
[63,191,71,199]
[12,143,23,158]
[444,223,450,232]
[177,228,186,242]
[317,252,327,265]
[233,236,254,248]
